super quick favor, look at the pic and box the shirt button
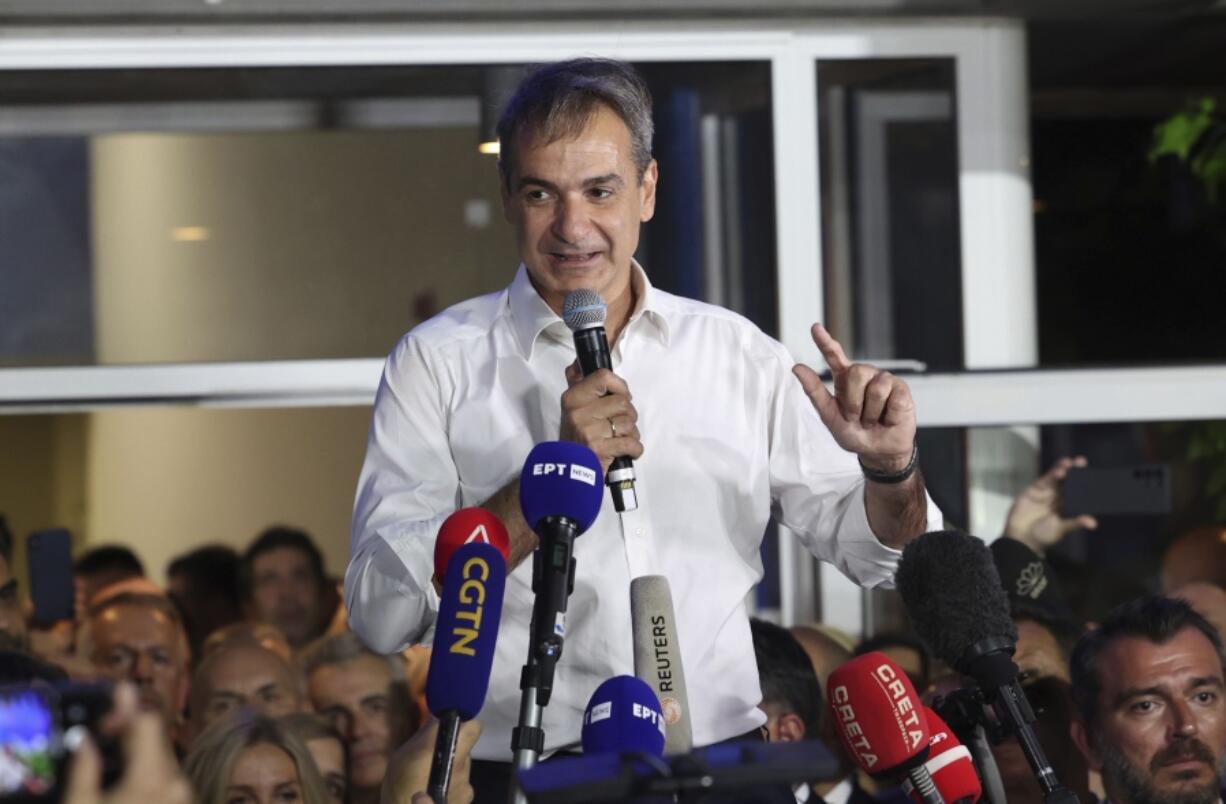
[635,528,645,538]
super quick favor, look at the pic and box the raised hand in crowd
[381,717,481,804]
[1004,455,1099,555]
[63,682,192,804]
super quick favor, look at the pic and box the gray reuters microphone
[630,575,693,753]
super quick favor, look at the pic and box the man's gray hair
[496,58,654,186]
[299,631,406,679]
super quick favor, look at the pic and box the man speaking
[346,58,941,764]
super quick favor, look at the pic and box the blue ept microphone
[512,441,604,774]
[519,440,604,534]
[582,675,667,758]
[425,541,507,803]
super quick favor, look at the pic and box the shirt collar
[506,260,671,360]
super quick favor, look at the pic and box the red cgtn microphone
[904,707,982,804]
[827,652,943,804]
[433,508,511,582]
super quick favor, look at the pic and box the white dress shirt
[346,263,942,761]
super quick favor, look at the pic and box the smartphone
[26,530,74,627]
[1062,464,1171,517]
[0,683,114,803]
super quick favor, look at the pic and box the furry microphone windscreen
[895,530,1018,667]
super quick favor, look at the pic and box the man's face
[308,655,394,792]
[89,603,187,726]
[248,547,321,647]
[190,645,302,739]
[0,554,28,652]
[1015,618,1070,683]
[1075,628,1226,804]
[501,103,658,313]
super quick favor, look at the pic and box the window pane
[1030,21,1226,367]
[0,62,775,368]
[817,58,963,372]
[0,406,369,593]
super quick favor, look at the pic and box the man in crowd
[75,544,145,612]
[853,632,930,692]
[1071,596,1226,804]
[185,641,305,745]
[347,57,940,773]
[0,518,27,651]
[751,618,838,804]
[242,526,337,649]
[167,543,244,662]
[85,591,190,734]
[301,632,415,804]
[789,625,877,804]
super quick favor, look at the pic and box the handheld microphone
[433,507,511,584]
[903,707,982,804]
[562,288,638,512]
[827,652,944,804]
[425,541,507,804]
[896,530,1078,804]
[581,675,667,758]
[629,575,693,754]
[512,441,604,777]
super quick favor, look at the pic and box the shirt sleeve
[765,342,942,589]
[345,334,457,653]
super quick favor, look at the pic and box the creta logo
[448,556,490,657]
[831,663,925,769]
[531,462,597,486]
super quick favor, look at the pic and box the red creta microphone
[904,707,982,804]
[433,507,512,583]
[827,652,944,804]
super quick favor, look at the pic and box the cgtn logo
[531,462,597,487]
[447,556,490,657]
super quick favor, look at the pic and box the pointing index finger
[811,323,851,374]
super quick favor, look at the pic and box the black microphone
[895,530,1079,804]
[562,288,638,512]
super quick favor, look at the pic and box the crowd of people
[3,455,1226,804]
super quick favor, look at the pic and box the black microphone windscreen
[895,530,1018,667]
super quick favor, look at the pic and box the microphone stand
[934,641,1080,804]
[932,690,1007,804]
[510,518,579,804]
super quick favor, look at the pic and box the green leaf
[1151,98,1217,163]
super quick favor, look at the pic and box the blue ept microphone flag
[581,675,667,758]
[425,541,507,721]
[519,441,604,532]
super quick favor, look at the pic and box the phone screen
[0,688,59,798]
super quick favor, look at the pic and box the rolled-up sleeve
[766,344,942,588]
[346,334,458,652]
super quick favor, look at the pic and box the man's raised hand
[792,323,916,473]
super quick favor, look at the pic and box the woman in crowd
[184,713,330,804]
